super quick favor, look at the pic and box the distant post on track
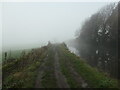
[5,52,7,60]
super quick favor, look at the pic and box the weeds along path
[57,44,119,88]
[66,60,88,88]
[35,56,48,88]
[2,46,48,88]
[57,45,88,88]
[54,45,69,88]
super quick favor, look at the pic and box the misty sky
[2,2,108,51]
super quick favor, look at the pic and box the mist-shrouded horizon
[2,2,109,51]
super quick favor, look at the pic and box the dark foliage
[74,2,119,79]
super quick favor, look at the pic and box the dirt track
[35,44,88,88]
[54,48,69,88]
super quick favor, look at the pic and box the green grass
[57,47,82,88]
[2,43,119,88]
[2,49,31,61]
[41,46,58,88]
[59,56,81,88]
[2,46,48,88]
[3,61,41,88]
[58,43,119,88]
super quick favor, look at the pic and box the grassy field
[2,49,31,62]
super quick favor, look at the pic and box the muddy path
[54,47,69,88]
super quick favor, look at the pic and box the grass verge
[58,43,119,88]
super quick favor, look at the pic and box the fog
[2,2,108,51]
